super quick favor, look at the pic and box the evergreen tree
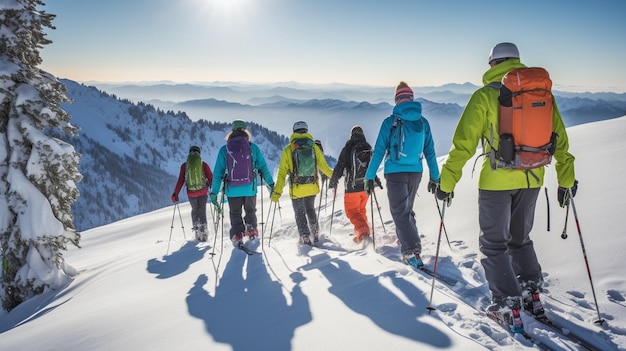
[0,0,81,311]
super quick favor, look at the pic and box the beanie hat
[350,125,364,136]
[293,121,308,132]
[189,145,201,154]
[394,82,414,105]
[488,42,519,64]
[232,119,246,130]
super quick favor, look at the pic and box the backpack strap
[388,115,403,160]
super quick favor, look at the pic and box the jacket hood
[349,132,366,143]
[482,58,526,86]
[289,132,314,142]
[391,101,422,121]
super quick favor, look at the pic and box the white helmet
[293,121,308,132]
[488,42,519,63]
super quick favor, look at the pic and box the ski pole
[316,181,324,232]
[370,189,376,250]
[545,187,551,232]
[427,198,447,314]
[372,189,386,235]
[433,194,451,250]
[268,200,278,247]
[569,193,605,325]
[329,188,337,237]
[176,202,186,240]
[166,203,177,255]
[260,177,265,237]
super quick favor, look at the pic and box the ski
[526,312,601,351]
[417,266,461,287]
[236,244,260,256]
[480,307,557,351]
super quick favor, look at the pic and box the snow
[1,116,626,350]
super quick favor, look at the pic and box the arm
[365,117,391,180]
[315,144,333,179]
[440,90,490,193]
[329,144,349,187]
[203,162,213,187]
[273,146,291,196]
[552,102,576,188]
[210,147,227,195]
[173,163,186,195]
[253,144,274,185]
[422,118,440,181]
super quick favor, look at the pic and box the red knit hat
[394,81,414,104]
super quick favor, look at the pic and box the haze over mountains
[61,79,626,231]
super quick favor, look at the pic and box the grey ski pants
[291,195,318,238]
[385,172,422,256]
[478,188,543,299]
[189,194,208,228]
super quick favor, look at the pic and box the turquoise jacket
[365,101,440,181]
[439,59,576,193]
[211,141,274,198]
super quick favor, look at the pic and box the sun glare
[187,0,257,28]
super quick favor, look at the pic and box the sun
[188,0,256,26]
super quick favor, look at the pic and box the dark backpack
[388,116,425,165]
[347,141,372,188]
[291,138,317,185]
[226,135,254,186]
[488,67,557,170]
[185,152,206,191]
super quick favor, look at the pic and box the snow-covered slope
[3,113,623,350]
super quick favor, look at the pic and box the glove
[171,193,178,203]
[427,179,439,194]
[364,179,376,195]
[558,180,578,207]
[375,177,383,189]
[271,191,281,203]
[210,193,222,213]
[436,186,454,206]
[266,183,275,194]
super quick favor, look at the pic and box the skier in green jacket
[437,42,578,332]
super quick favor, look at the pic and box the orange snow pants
[344,191,370,239]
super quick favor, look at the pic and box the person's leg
[291,197,311,239]
[508,188,542,285]
[304,195,318,239]
[243,195,258,237]
[479,189,521,299]
[228,197,246,240]
[386,172,421,256]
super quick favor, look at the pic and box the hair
[225,128,251,141]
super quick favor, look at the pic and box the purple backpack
[226,135,253,186]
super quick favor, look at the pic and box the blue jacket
[211,141,274,198]
[365,101,440,181]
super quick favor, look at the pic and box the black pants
[228,196,257,239]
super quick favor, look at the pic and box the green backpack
[185,152,206,191]
[291,138,317,185]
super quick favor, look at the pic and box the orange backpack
[489,67,558,170]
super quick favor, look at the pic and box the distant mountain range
[61,79,626,231]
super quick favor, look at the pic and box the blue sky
[40,0,626,92]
